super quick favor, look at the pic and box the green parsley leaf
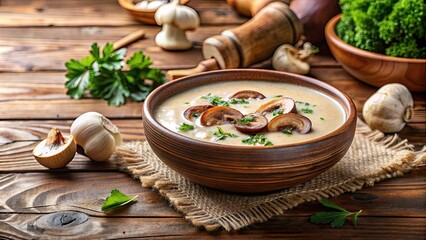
[65,42,166,106]
[211,127,238,140]
[300,108,314,114]
[274,95,283,98]
[272,109,284,116]
[236,115,255,125]
[229,98,249,104]
[178,123,194,132]
[310,198,362,228]
[101,189,138,212]
[201,93,229,106]
[242,134,273,146]
[282,129,293,135]
[320,117,325,120]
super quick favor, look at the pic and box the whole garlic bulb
[71,112,122,161]
[362,83,413,133]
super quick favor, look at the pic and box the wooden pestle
[167,2,301,80]
[203,2,302,69]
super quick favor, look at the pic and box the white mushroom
[272,42,318,75]
[362,83,414,133]
[154,0,200,50]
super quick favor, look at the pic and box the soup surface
[155,81,346,146]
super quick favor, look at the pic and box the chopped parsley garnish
[192,112,201,118]
[320,117,325,120]
[274,95,283,98]
[242,134,273,146]
[301,108,314,114]
[201,93,229,106]
[272,109,284,116]
[229,98,249,104]
[178,123,194,132]
[184,102,190,104]
[211,127,238,140]
[282,129,293,135]
[236,115,255,125]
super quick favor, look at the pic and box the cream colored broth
[155,81,345,146]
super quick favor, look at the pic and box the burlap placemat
[112,118,425,231]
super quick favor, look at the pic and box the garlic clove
[362,83,414,133]
[71,112,122,162]
[32,128,77,169]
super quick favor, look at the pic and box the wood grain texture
[0,120,423,172]
[0,69,424,122]
[0,27,338,73]
[1,213,425,239]
[0,0,247,27]
[0,169,424,216]
[326,15,426,92]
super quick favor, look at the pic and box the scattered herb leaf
[320,117,325,120]
[272,109,284,116]
[242,134,273,146]
[211,127,238,140]
[236,115,255,125]
[301,108,314,114]
[310,198,362,228]
[201,93,229,106]
[184,102,190,104]
[282,129,293,135]
[65,42,166,106]
[178,123,194,132]
[192,112,201,118]
[274,95,283,98]
[101,189,138,212]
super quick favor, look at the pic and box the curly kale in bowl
[336,0,425,59]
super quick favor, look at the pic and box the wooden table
[0,1,425,239]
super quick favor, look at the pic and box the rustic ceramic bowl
[143,69,357,193]
[118,0,190,25]
[325,14,426,92]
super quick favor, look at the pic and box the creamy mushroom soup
[155,81,346,146]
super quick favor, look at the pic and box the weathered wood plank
[1,213,425,239]
[0,26,337,72]
[0,169,425,217]
[0,0,246,27]
[0,119,424,172]
[0,68,424,122]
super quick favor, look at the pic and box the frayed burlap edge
[112,122,426,231]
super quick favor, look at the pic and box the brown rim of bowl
[326,14,426,63]
[144,69,357,150]
[118,0,191,13]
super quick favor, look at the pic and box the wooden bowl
[325,15,426,92]
[143,69,357,193]
[118,0,190,25]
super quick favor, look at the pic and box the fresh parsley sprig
[101,189,138,212]
[310,198,362,228]
[65,42,166,106]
